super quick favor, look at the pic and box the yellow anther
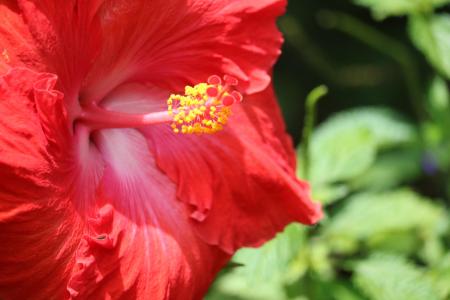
[167,77,242,135]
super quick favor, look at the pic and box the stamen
[78,75,242,134]
[168,75,242,134]
[80,105,173,131]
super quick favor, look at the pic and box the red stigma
[208,75,222,85]
[223,75,238,86]
[231,91,243,103]
[206,86,219,98]
[222,95,235,106]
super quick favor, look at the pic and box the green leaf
[323,190,444,253]
[354,253,440,300]
[428,253,450,299]
[298,107,415,203]
[308,125,376,186]
[208,224,306,300]
[350,149,421,191]
[330,108,415,148]
[312,184,350,206]
[329,282,366,300]
[426,76,450,138]
[428,76,449,112]
[409,14,450,79]
[354,0,450,19]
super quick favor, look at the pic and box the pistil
[80,104,173,131]
[79,75,243,134]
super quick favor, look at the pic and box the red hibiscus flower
[0,1,322,299]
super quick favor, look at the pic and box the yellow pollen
[167,77,242,135]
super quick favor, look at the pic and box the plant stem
[302,85,328,180]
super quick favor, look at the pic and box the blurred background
[207,0,450,299]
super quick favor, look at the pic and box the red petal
[17,0,104,97]
[64,128,228,299]
[0,68,83,299]
[80,0,285,100]
[0,2,44,73]
[144,85,323,254]
[8,0,286,109]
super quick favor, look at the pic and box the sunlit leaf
[428,253,450,299]
[428,76,450,112]
[207,224,307,300]
[426,76,450,144]
[323,190,445,253]
[307,108,415,185]
[350,149,421,191]
[409,14,450,79]
[354,0,450,19]
[354,254,439,300]
[299,107,415,203]
[308,125,376,186]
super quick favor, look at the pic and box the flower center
[79,75,243,134]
